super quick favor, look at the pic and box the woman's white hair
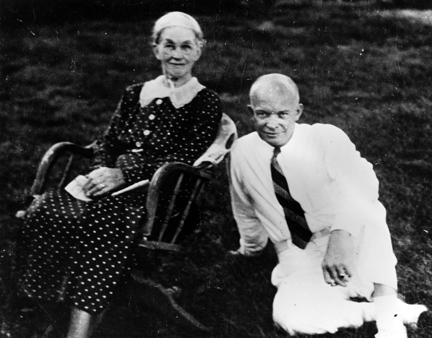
[152,11,204,45]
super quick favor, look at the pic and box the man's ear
[247,105,255,117]
[294,103,303,121]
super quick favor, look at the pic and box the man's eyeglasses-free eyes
[252,109,298,120]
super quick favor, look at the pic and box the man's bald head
[248,74,303,147]
[249,73,300,109]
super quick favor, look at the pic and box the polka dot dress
[19,82,222,315]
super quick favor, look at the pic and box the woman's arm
[91,85,140,168]
[119,91,222,184]
[83,85,140,197]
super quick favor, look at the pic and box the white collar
[253,123,299,153]
[139,75,205,109]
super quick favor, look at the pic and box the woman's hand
[83,167,125,197]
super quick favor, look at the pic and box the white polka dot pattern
[92,83,222,184]
[18,82,222,314]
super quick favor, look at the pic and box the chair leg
[131,270,211,332]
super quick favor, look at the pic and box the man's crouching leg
[356,208,427,338]
[373,284,427,338]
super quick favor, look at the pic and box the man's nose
[265,116,280,129]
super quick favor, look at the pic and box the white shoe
[375,317,407,338]
[397,300,428,325]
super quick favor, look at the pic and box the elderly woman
[18,11,222,338]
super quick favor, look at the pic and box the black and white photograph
[0,0,431,337]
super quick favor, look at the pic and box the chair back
[193,113,237,167]
[139,114,237,251]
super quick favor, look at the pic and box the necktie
[271,147,312,249]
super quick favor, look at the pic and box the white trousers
[271,208,398,335]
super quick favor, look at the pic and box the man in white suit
[229,73,427,337]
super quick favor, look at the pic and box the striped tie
[271,147,312,249]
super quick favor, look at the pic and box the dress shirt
[230,123,385,256]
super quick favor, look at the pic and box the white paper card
[64,175,93,202]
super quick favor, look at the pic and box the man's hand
[322,229,355,287]
[83,167,125,197]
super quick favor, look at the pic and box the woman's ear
[153,43,162,61]
[192,45,202,61]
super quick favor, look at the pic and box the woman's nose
[171,47,182,58]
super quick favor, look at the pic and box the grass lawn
[1,3,431,337]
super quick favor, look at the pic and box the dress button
[143,130,151,136]
[156,99,162,105]
[148,114,155,120]
[135,141,142,147]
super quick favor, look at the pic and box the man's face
[250,92,302,147]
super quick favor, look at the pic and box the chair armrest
[142,162,213,239]
[31,141,95,195]
[150,162,213,188]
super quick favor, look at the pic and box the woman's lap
[19,188,146,314]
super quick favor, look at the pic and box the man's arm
[322,125,380,234]
[318,125,380,286]
[229,152,268,256]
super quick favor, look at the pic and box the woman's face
[153,26,202,85]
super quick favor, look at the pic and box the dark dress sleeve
[91,86,139,168]
[119,90,223,184]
